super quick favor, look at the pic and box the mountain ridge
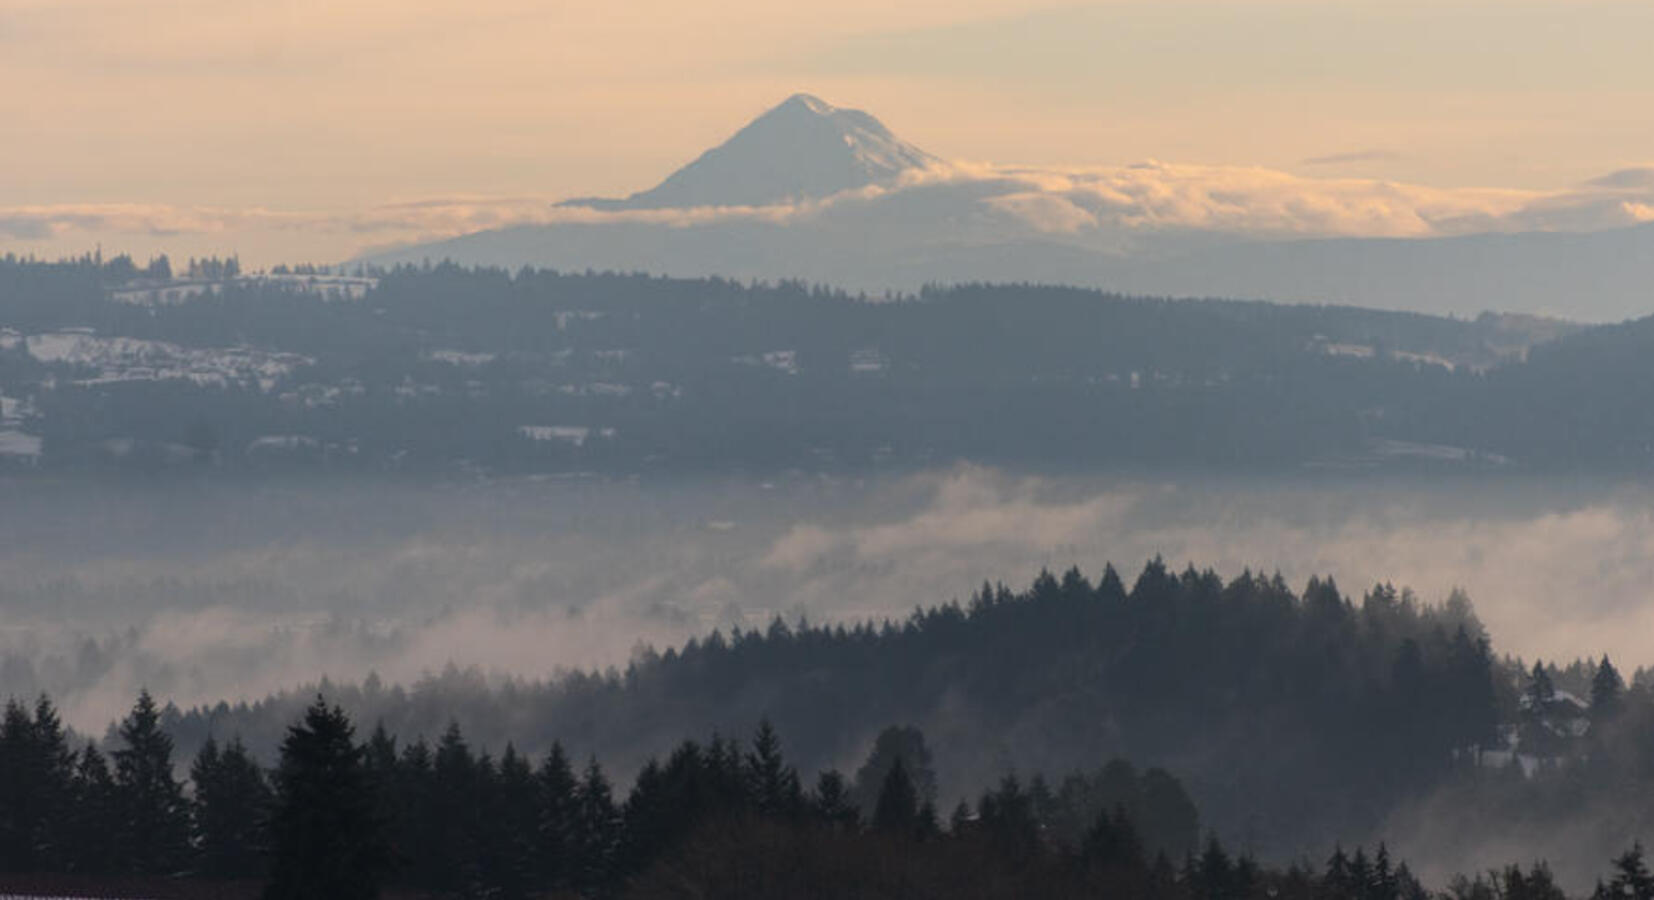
[558,93,939,211]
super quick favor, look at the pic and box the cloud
[1584,166,1654,190]
[12,158,1654,268]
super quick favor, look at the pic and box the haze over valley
[11,2,1654,897]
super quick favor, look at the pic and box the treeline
[166,561,1502,859]
[12,690,1654,900]
[0,688,1203,898]
[1,256,1586,476]
[13,689,1654,899]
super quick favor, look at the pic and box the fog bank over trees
[4,468,1654,733]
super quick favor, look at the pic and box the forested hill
[155,561,1654,883]
[163,562,1502,861]
[0,255,1599,476]
[6,690,1630,900]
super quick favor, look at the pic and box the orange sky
[3,0,1652,263]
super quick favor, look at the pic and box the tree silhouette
[191,735,273,879]
[112,690,191,875]
[872,757,920,834]
[265,697,390,900]
[1592,655,1625,720]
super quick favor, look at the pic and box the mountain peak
[563,93,939,211]
[777,92,835,115]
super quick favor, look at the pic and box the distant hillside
[0,258,1599,477]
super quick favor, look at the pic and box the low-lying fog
[2,465,1649,731]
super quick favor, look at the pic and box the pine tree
[430,721,481,894]
[264,697,390,900]
[1374,843,1399,900]
[394,738,438,890]
[1097,563,1127,603]
[1527,661,1556,711]
[1607,845,1654,900]
[112,690,191,875]
[1591,655,1625,720]
[0,700,34,871]
[745,718,801,817]
[872,757,920,834]
[851,725,937,816]
[492,744,540,900]
[1325,845,1353,899]
[571,756,619,896]
[1082,806,1144,870]
[191,736,273,880]
[812,769,860,830]
[66,743,118,875]
[537,742,579,891]
[28,697,76,870]
[1196,834,1234,900]
[360,723,401,877]
[0,697,75,872]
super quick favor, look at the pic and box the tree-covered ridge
[7,562,1654,892]
[0,256,1593,475]
[0,689,1204,898]
[5,690,1649,900]
[162,561,1505,860]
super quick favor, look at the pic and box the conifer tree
[66,743,118,876]
[872,757,920,834]
[430,721,481,894]
[745,718,802,817]
[0,698,75,872]
[112,690,191,875]
[491,744,540,900]
[191,736,273,880]
[571,756,619,896]
[0,700,34,871]
[812,769,860,830]
[394,738,438,889]
[1605,845,1654,900]
[852,725,937,816]
[265,697,390,900]
[537,741,579,891]
[1083,806,1144,870]
[28,696,76,870]
[1592,655,1625,720]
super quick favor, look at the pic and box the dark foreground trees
[1,688,1653,898]
[264,697,391,900]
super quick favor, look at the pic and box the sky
[3,0,1653,265]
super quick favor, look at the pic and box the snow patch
[850,348,887,374]
[0,430,42,459]
[518,425,615,447]
[247,434,320,453]
[734,350,799,375]
[426,349,497,367]
[25,331,311,391]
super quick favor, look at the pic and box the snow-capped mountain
[363,93,1654,321]
[560,93,940,210]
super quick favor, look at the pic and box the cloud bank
[12,161,1654,267]
[5,469,1654,733]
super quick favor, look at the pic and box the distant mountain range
[363,94,1654,323]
